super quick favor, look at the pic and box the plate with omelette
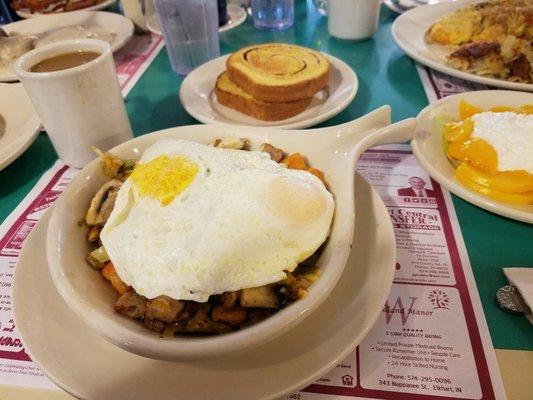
[392,0,533,91]
[180,43,358,129]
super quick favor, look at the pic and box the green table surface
[1,1,531,350]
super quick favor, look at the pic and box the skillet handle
[360,117,416,150]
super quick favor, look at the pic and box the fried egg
[100,139,334,302]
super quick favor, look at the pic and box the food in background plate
[0,26,115,77]
[84,138,333,335]
[215,43,330,121]
[35,26,116,48]
[427,0,532,84]
[0,34,35,76]
[11,0,106,14]
[442,100,533,204]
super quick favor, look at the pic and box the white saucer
[1,11,134,82]
[146,4,247,36]
[16,0,118,19]
[179,54,358,129]
[14,172,395,400]
[0,83,41,171]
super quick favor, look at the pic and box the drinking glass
[314,0,327,15]
[153,0,220,75]
[252,0,294,30]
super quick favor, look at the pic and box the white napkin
[503,268,533,325]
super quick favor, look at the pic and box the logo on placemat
[341,375,354,386]
[383,295,440,325]
[428,289,450,310]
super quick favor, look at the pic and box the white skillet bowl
[412,90,533,224]
[47,107,415,361]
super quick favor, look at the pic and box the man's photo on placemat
[397,176,435,198]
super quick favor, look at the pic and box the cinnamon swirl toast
[226,43,330,103]
[215,72,313,121]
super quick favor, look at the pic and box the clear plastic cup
[252,0,294,30]
[153,0,220,75]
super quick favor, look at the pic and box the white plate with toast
[179,54,358,129]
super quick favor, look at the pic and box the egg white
[100,139,334,302]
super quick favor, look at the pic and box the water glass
[153,0,220,75]
[314,0,327,16]
[252,0,294,30]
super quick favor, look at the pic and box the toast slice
[215,72,312,121]
[226,43,330,103]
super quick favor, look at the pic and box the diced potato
[86,254,104,270]
[101,262,130,295]
[240,285,279,308]
[260,143,284,163]
[186,306,232,334]
[282,271,308,300]
[221,291,240,309]
[114,292,147,319]
[283,153,308,170]
[146,295,184,323]
[212,305,247,326]
[144,318,165,333]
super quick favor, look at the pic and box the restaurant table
[1,1,532,399]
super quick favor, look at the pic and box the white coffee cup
[15,39,133,168]
[328,0,381,40]
[121,0,155,31]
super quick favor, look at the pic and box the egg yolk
[131,155,198,205]
[443,101,533,205]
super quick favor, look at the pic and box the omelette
[427,0,532,83]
